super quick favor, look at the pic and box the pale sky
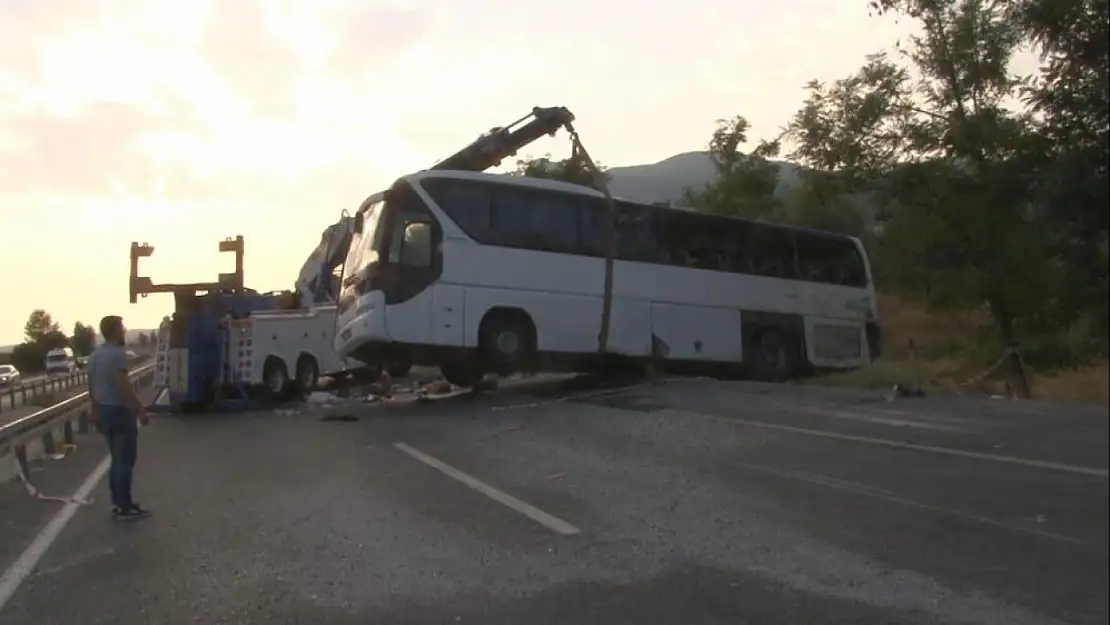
[0,0,917,345]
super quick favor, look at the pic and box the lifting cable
[565,127,617,356]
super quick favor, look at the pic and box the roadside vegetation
[514,0,1108,405]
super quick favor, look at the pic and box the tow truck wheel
[263,358,290,400]
[296,355,320,393]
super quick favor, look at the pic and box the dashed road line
[393,442,582,536]
[733,461,1093,547]
[665,409,1109,479]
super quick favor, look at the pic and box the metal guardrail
[0,370,91,416]
[0,363,155,478]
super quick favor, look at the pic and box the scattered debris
[886,383,925,401]
[320,414,359,423]
[305,391,340,405]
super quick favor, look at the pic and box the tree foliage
[23,309,60,344]
[71,322,97,357]
[512,154,610,190]
[680,116,783,220]
[676,0,1107,389]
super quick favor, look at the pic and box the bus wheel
[749,329,796,383]
[439,361,482,388]
[479,312,536,376]
[387,361,412,378]
[352,364,383,384]
[296,355,320,393]
[263,357,291,400]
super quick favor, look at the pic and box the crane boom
[296,105,576,307]
[430,106,575,172]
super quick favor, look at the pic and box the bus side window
[489,187,580,255]
[749,225,796,279]
[614,201,659,263]
[796,233,868,286]
[421,179,492,241]
[795,232,832,283]
[721,218,752,274]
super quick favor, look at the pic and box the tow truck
[139,105,608,413]
[134,237,379,413]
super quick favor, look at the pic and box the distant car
[0,364,21,388]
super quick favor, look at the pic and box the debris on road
[320,414,358,423]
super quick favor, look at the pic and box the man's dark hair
[99,315,124,341]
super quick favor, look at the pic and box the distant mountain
[605,150,879,229]
[605,151,805,205]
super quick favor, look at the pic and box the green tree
[799,0,1052,395]
[1013,0,1109,354]
[11,342,45,374]
[40,330,70,351]
[71,322,97,356]
[680,116,783,220]
[23,309,60,344]
[512,154,611,190]
[777,54,912,237]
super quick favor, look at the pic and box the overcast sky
[0,0,924,344]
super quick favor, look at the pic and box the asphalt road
[0,376,1106,625]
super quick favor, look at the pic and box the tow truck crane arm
[430,106,575,171]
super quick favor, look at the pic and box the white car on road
[0,364,21,388]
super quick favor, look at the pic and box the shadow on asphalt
[282,562,931,625]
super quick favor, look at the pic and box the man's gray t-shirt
[88,344,130,407]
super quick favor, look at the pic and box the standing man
[87,315,151,520]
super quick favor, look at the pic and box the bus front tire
[748,329,797,383]
[387,361,412,377]
[479,312,536,377]
[439,361,482,388]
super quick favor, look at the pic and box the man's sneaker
[113,505,152,521]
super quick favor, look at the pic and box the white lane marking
[393,442,581,536]
[733,461,1094,547]
[665,409,1110,479]
[789,405,968,433]
[0,454,110,611]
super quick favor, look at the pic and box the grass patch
[809,295,1109,406]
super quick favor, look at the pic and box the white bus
[45,347,77,375]
[334,170,880,387]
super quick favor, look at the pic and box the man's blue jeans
[97,404,138,510]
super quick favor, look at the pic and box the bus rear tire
[748,329,797,383]
[479,311,536,377]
